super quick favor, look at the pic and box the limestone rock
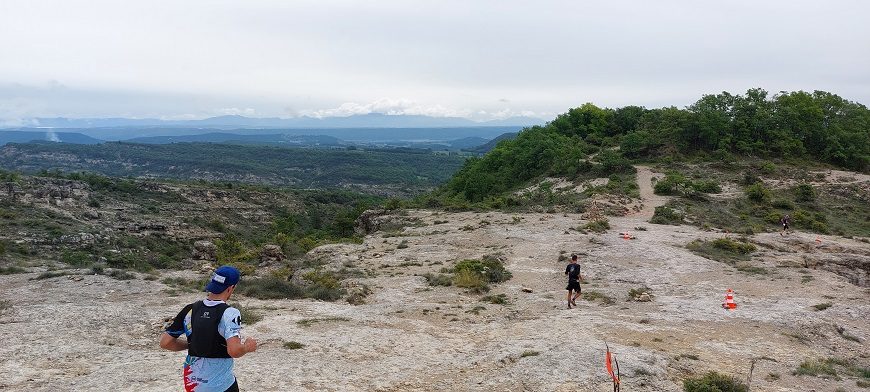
[193,240,217,261]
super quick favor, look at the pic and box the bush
[794,183,815,202]
[581,219,610,233]
[423,273,453,287]
[794,359,838,378]
[0,266,26,274]
[283,341,305,350]
[745,183,771,203]
[683,371,748,392]
[654,172,721,196]
[650,206,684,225]
[453,256,512,284]
[711,238,756,254]
[771,199,795,210]
[61,250,92,267]
[238,276,305,299]
[302,271,345,301]
[453,269,489,293]
[480,293,509,305]
[234,304,263,325]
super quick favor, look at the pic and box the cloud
[217,107,257,116]
[301,98,472,118]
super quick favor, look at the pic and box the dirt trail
[632,165,669,219]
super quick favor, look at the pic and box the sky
[1,0,868,124]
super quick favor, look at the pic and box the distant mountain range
[0,131,102,145]
[0,129,517,152]
[18,113,544,129]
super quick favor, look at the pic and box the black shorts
[224,380,239,392]
[783,223,789,230]
[566,280,581,292]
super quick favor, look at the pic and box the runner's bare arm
[159,332,188,351]
[226,336,258,358]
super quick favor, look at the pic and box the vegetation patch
[580,219,610,233]
[683,371,748,392]
[582,290,615,305]
[283,341,305,350]
[296,317,350,327]
[520,350,540,358]
[812,302,832,311]
[650,206,684,225]
[480,293,509,305]
[654,171,721,197]
[687,238,756,264]
[234,304,263,325]
[0,266,26,275]
[422,273,453,287]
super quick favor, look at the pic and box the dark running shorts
[783,223,789,230]
[566,280,581,292]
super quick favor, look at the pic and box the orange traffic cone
[723,288,737,310]
[623,232,630,240]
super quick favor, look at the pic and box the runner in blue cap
[160,266,257,392]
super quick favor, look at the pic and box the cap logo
[212,274,226,283]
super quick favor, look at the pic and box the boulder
[193,240,217,261]
[259,244,285,265]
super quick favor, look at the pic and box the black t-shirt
[565,263,581,282]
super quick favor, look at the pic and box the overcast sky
[1,0,868,123]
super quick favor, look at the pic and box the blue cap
[205,266,241,294]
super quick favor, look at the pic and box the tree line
[439,89,869,203]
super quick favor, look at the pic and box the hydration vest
[188,301,232,358]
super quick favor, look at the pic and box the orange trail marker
[722,288,737,310]
[605,342,620,392]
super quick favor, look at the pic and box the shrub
[453,256,512,284]
[480,293,509,305]
[794,359,838,378]
[581,219,610,233]
[683,371,749,392]
[771,199,795,210]
[105,269,135,280]
[583,290,615,305]
[711,238,756,254]
[423,273,453,287]
[283,341,305,350]
[453,269,489,293]
[745,183,771,203]
[654,172,721,196]
[234,304,262,325]
[650,206,684,225]
[302,271,345,301]
[0,266,26,274]
[794,183,816,202]
[812,302,832,311]
[520,350,540,358]
[687,238,755,264]
[61,250,92,267]
[238,276,304,299]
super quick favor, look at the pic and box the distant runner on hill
[780,214,792,236]
[565,254,583,309]
[160,266,258,392]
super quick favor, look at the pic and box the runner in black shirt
[565,254,583,309]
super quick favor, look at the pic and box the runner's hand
[244,337,258,353]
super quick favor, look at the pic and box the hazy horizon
[2,0,868,125]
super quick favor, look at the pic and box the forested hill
[438,89,870,203]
